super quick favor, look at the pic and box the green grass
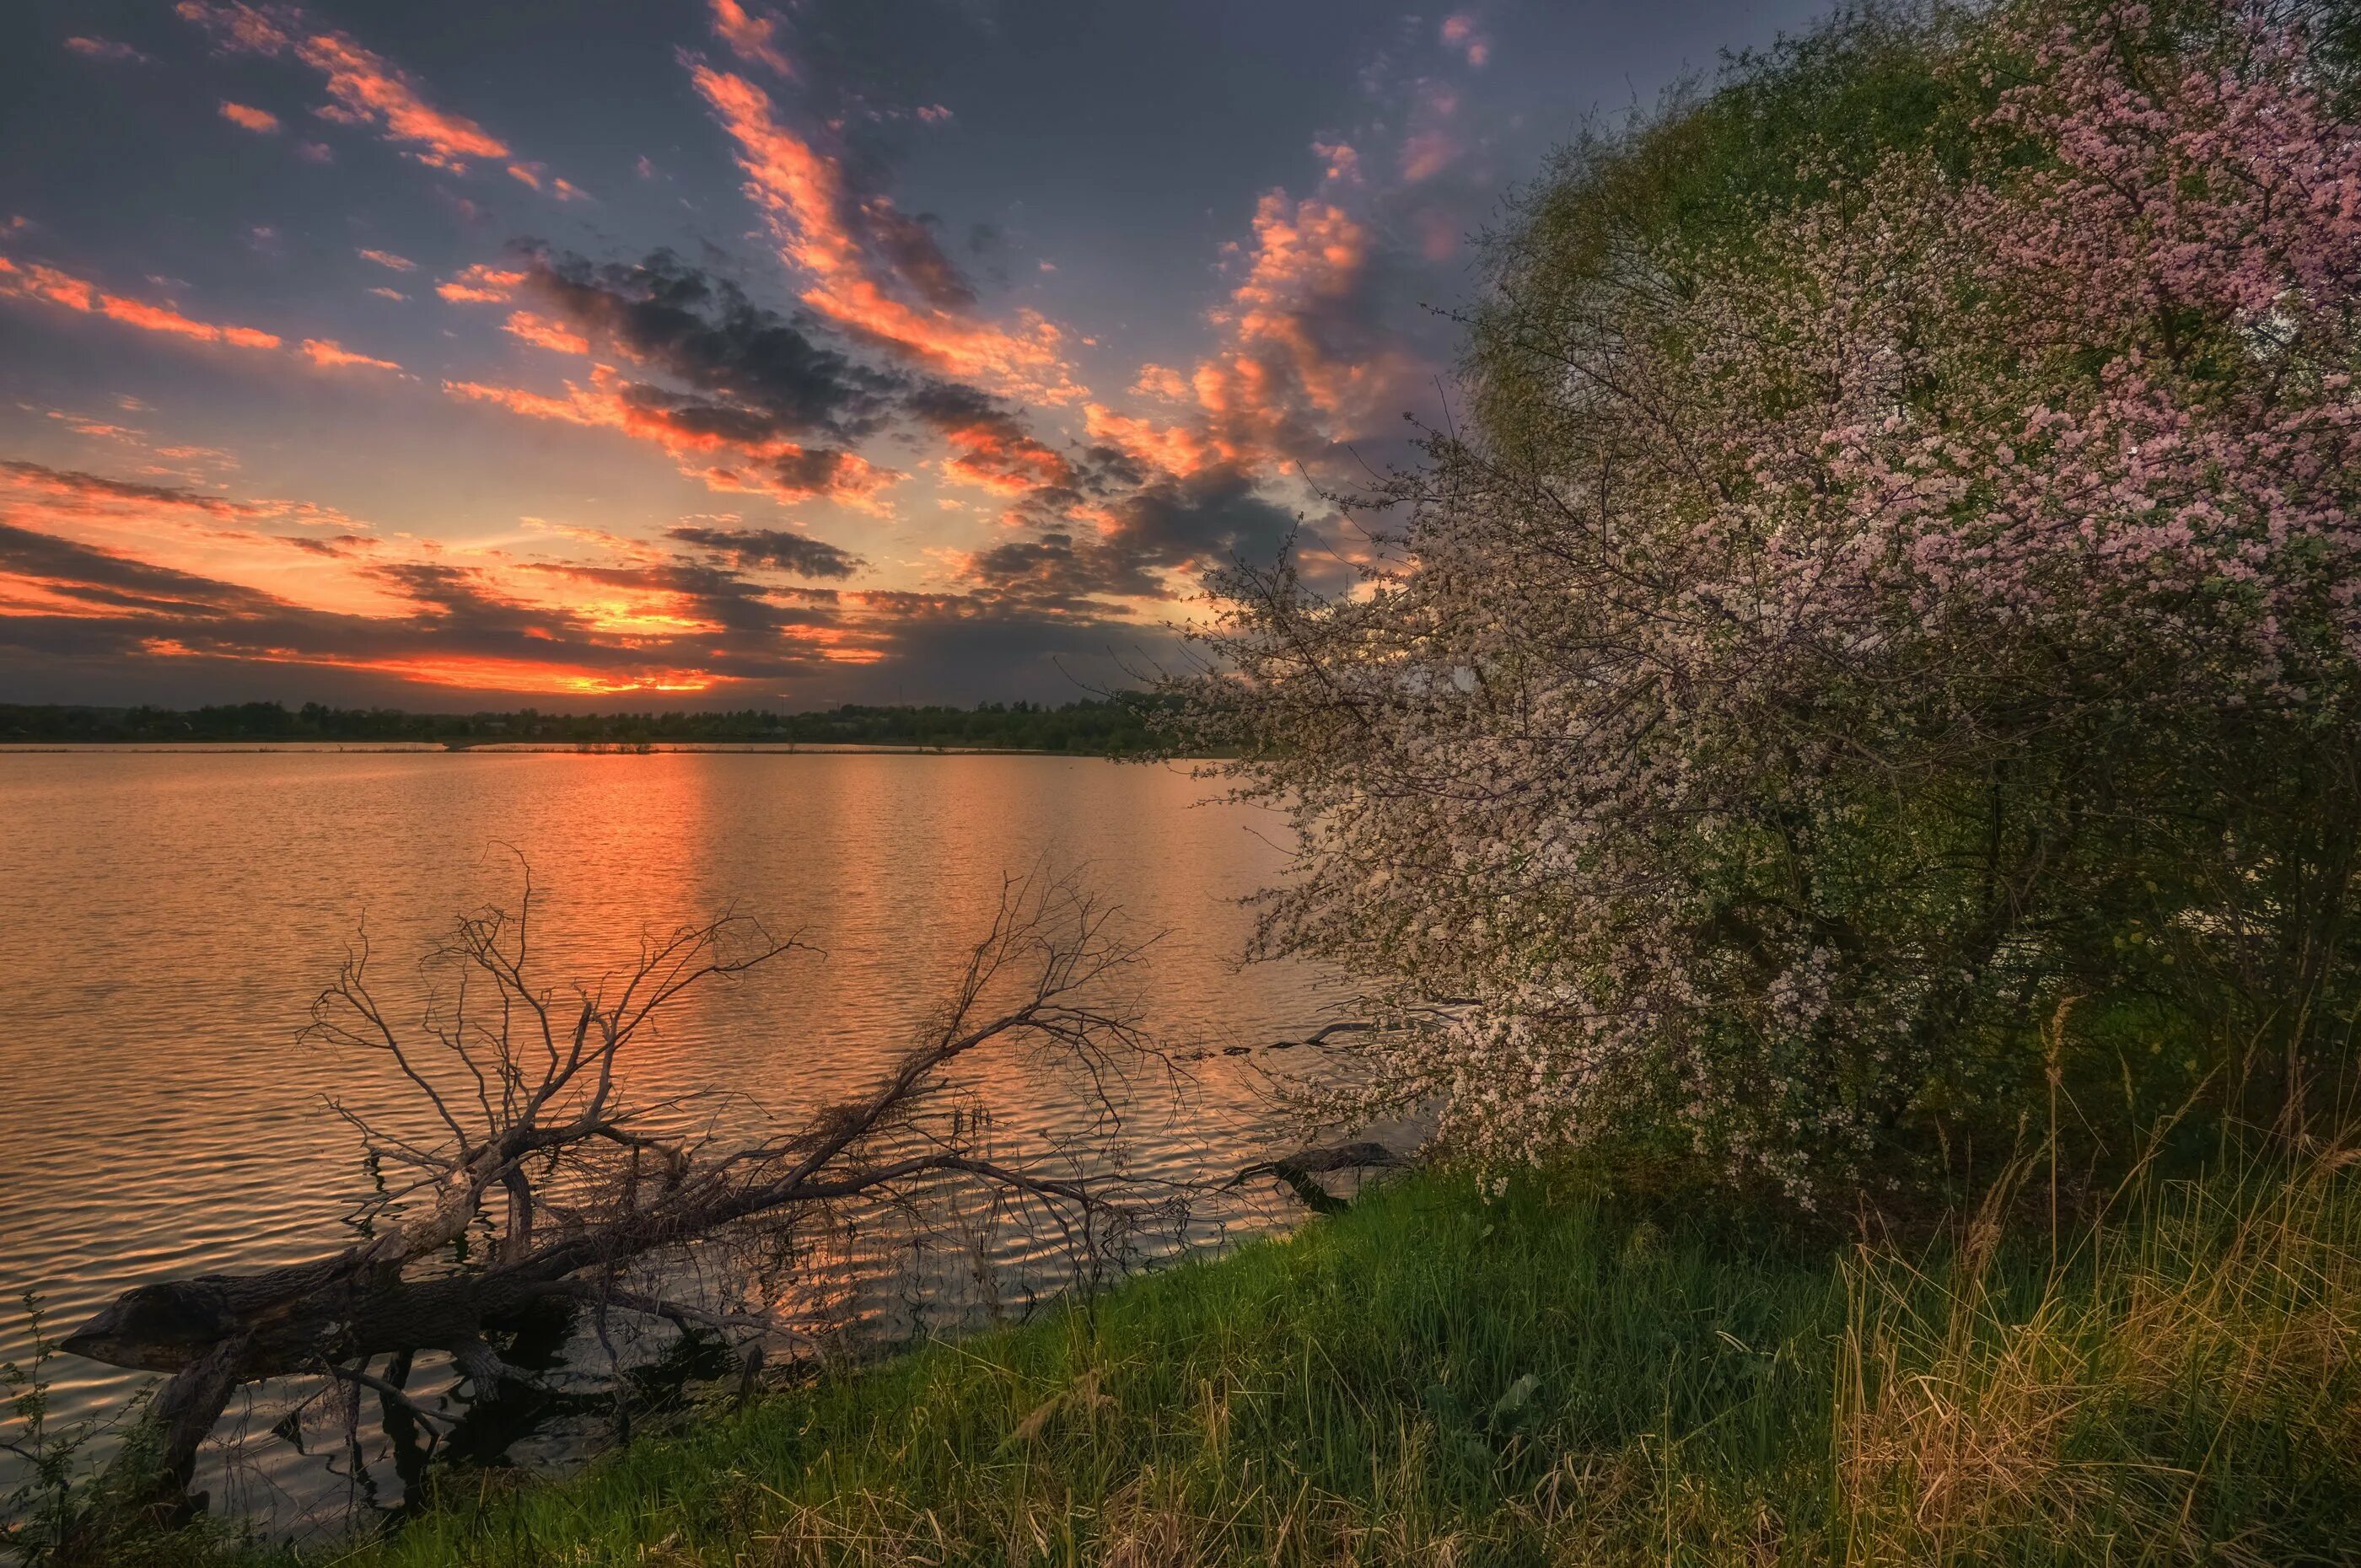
[235,1152,2361,1567]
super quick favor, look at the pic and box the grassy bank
[239,1153,2361,1567]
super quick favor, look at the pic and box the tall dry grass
[1840,1147,2361,1565]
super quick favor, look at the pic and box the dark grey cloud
[0,519,282,618]
[2,459,258,517]
[516,255,1206,568]
[522,248,904,441]
[863,207,975,310]
[666,524,864,579]
[0,508,1161,705]
[969,466,1300,609]
[0,519,852,687]
[899,379,1019,438]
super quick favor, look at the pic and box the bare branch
[59,864,1163,1531]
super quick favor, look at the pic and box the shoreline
[187,1159,2361,1566]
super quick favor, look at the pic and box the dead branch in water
[1226,1142,1411,1214]
[56,865,1154,1547]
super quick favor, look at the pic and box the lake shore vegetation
[51,1148,2361,1565]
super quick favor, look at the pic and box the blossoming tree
[1183,0,2361,1206]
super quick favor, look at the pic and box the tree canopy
[1178,0,2361,1208]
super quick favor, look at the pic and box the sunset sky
[3,0,1820,709]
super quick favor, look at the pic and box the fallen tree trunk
[56,868,1149,1555]
[1227,1141,1410,1214]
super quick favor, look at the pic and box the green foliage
[1472,3,1976,468]
[0,1296,90,1565]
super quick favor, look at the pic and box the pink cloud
[1397,81,1465,183]
[65,36,152,65]
[1440,13,1490,67]
[220,100,281,133]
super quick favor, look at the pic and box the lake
[0,749,1348,1531]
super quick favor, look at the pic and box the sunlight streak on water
[0,750,1349,1532]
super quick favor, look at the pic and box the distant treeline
[0,697,1177,754]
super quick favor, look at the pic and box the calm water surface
[0,750,1344,1530]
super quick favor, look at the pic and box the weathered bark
[1228,1141,1410,1213]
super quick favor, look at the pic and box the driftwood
[1226,1141,1410,1214]
[58,867,1149,1546]
[1264,1020,1379,1050]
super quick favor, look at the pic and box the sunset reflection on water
[0,749,1346,1530]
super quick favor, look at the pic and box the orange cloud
[1397,82,1465,184]
[436,263,527,303]
[0,459,909,692]
[180,3,517,174]
[501,164,589,201]
[301,653,722,694]
[0,459,404,620]
[1311,139,1362,185]
[0,255,283,352]
[441,377,587,425]
[298,31,508,167]
[1129,363,1190,402]
[938,423,1076,495]
[174,2,288,53]
[709,0,793,76]
[300,337,404,373]
[1218,196,1390,407]
[1084,402,1215,477]
[358,247,415,271]
[4,459,259,520]
[220,100,280,133]
[503,311,589,355]
[1088,186,1422,481]
[689,63,1081,401]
